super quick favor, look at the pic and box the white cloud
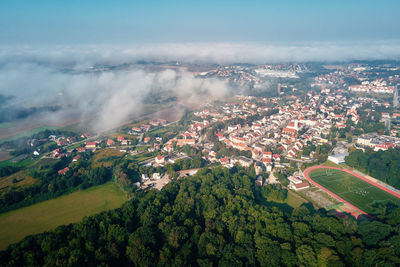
[2,41,400,66]
[0,62,230,132]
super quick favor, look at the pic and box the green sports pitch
[308,168,400,214]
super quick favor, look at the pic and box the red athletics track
[303,165,400,216]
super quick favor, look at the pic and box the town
[6,61,399,218]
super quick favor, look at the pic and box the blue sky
[0,0,399,44]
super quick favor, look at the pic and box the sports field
[307,167,400,214]
[0,182,127,250]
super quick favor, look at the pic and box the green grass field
[0,170,36,191]
[0,157,35,168]
[135,145,150,152]
[286,190,306,208]
[0,182,127,250]
[129,152,154,163]
[309,168,400,214]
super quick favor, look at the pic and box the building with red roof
[282,128,297,137]
[155,155,166,164]
[107,139,115,146]
[290,181,310,191]
[86,142,97,149]
[176,139,195,147]
[77,147,86,152]
[58,167,70,175]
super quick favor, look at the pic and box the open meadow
[0,171,36,191]
[0,182,127,250]
[91,149,126,168]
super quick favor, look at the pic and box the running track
[303,165,400,216]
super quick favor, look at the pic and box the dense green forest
[2,166,400,266]
[345,148,400,189]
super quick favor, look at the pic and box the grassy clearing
[148,127,165,135]
[135,145,150,152]
[15,158,58,176]
[0,157,35,168]
[91,149,126,168]
[309,168,400,213]
[108,133,136,140]
[291,189,320,209]
[0,181,127,250]
[263,189,306,209]
[129,152,154,163]
[148,124,183,137]
[0,171,36,191]
[323,161,341,167]
[323,160,352,170]
[286,190,306,208]
[31,157,58,168]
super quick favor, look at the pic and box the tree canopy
[345,148,400,189]
[2,166,400,266]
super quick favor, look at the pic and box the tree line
[345,148,400,189]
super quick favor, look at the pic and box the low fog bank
[0,62,230,132]
[1,41,400,68]
[1,41,399,133]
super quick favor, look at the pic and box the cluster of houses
[201,65,263,88]
[30,134,79,157]
[53,135,77,147]
[41,132,94,158]
[158,120,211,153]
[57,155,80,176]
[51,148,68,158]
[129,119,167,135]
[313,63,399,96]
[356,134,400,151]
[150,152,189,167]
[349,79,395,94]
[195,95,335,167]
[149,85,398,191]
[109,136,132,146]
[201,64,307,89]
